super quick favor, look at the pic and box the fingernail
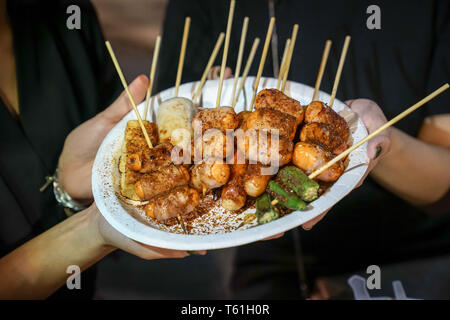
[302,225,312,231]
[375,145,382,159]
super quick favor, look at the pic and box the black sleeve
[77,0,123,110]
[156,0,226,92]
[49,0,123,112]
[425,0,450,116]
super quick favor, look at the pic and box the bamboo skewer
[309,83,450,179]
[144,36,162,120]
[231,17,249,103]
[177,214,188,234]
[105,41,153,149]
[250,17,276,111]
[276,38,291,90]
[280,24,299,93]
[231,37,260,108]
[174,17,191,97]
[230,17,249,106]
[192,33,225,103]
[312,40,332,102]
[329,35,351,107]
[216,0,236,108]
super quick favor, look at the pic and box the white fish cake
[156,97,196,150]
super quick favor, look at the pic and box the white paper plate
[92,77,369,250]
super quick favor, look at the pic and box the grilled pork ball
[236,130,293,167]
[243,163,276,197]
[300,122,348,154]
[304,101,350,144]
[292,142,344,182]
[192,106,239,133]
[245,107,298,141]
[221,152,248,211]
[190,158,231,193]
[255,88,305,125]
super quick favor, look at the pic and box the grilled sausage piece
[192,106,239,133]
[221,153,248,211]
[300,122,348,154]
[134,165,190,200]
[255,88,305,125]
[245,107,298,141]
[190,159,231,193]
[304,101,350,143]
[144,185,200,222]
[243,163,276,197]
[292,142,344,182]
[127,142,176,173]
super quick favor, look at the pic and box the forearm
[0,206,114,299]
[371,127,450,206]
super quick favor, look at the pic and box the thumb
[100,75,149,122]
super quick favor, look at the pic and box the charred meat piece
[144,185,200,222]
[134,165,190,200]
[192,106,239,133]
[304,101,350,144]
[193,129,234,160]
[236,110,252,129]
[255,89,305,125]
[236,130,293,167]
[190,158,231,193]
[245,107,298,141]
[292,142,344,182]
[221,152,248,211]
[243,163,277,197]
[300,122,348,154]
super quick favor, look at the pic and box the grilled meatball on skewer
[192,106,239,133]
[190,158,231,193]
[292,142,344,182]
[144,185,200,222]
[300,122,348,154]
[243,163,276,197]
[304,100,350,144]
[236,130,293,167]
[134,165,190,200]
[245,107,298,141]
[255,88,305,125]
[236,110,252,129]
[221,152,248,211]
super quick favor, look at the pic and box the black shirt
[0,0,121,297]
[157,0,450,288]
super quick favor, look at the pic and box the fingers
[301,209,330,230]
[100,75,149,123]
[346,98,392,161]
[137,243,190,260]
[262,232,285,241]
[208,66,233,80]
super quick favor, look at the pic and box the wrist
[83,205,116,254]
[52,168,89,212]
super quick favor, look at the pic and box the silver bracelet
[41,169,87,212]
